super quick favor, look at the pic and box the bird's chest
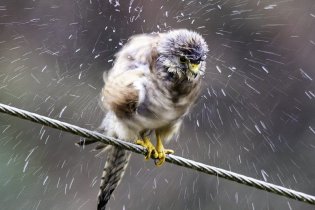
[135,79,199,129]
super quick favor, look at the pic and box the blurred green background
[0,0,315,209]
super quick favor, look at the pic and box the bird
[82,29,208,209]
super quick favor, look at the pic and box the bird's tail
[97,146,131,210]
[76,113,132,209]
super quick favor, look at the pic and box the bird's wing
[105,33,159,79]
[101,69,145,118]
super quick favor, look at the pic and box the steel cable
[0,103,314,205]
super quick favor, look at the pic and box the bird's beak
[188,63,200,75]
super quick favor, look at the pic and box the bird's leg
[136,136,158,160]
[155,132,174,166]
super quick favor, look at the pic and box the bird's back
[106,33,160,79]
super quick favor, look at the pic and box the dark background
[1,0,315,209]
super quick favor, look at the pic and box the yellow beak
[189,63,200,74]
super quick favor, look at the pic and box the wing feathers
[102,70,144,118]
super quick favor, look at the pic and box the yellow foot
[136,137,158,160]
[155,144,174,167]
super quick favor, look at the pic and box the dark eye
[180,56,187,63]
[190,59,201,64]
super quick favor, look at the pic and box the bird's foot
[155,143,174,167]
[136,137,158,160]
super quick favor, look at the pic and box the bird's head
[157,29,208,80]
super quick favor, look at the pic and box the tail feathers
[97,147,131,210]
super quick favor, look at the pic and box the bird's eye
[190,59,201,64]
[180,56,187,63]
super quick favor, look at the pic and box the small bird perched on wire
[83,29,208,209]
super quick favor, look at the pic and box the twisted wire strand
[0,103,314,205]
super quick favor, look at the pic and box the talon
[155,153,165,166]
[165,149,174,155]
[136,137,158,159]
[155,133,174,166]
[155,148,174,166]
